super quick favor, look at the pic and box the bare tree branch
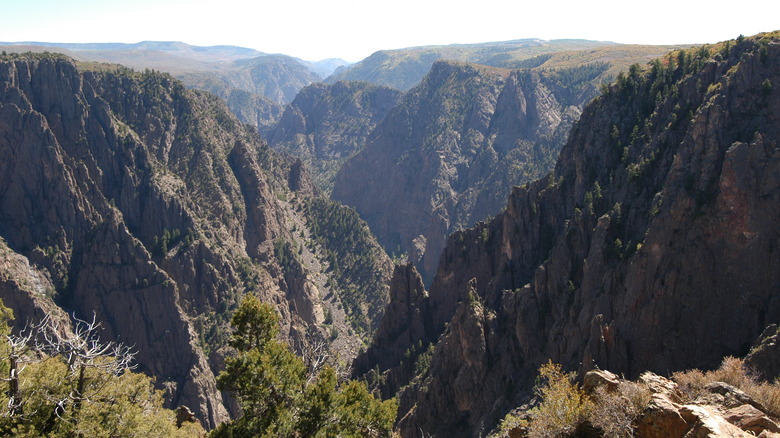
[2,311,137,433]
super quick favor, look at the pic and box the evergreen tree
[214,295,397,437]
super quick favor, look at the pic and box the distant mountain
[181,54,322,105]
[302,58,351,79]
[0,41,328,128]
[325,39,685,90]
[0,40,264,70]
[267,81,403,193]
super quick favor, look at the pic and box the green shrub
[491,412,528,438]
[215,296,397,437]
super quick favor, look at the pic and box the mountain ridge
[268,80,403,193]
[325,39,686,90]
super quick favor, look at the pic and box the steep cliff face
[357,34,780,437]
[268,81,402,193]
[0,54,391,428]
[332,60,586,281]
[352,264,434,396]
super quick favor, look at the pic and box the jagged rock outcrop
[0,237,67,330]
[268,80,402,193]
[333,60,586,281]
[597,372,758,438]
[745,325,780,381]
[357,33,780,437]
[352,264,433,395]
[0,53,391,428]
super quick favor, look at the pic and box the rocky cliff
[0,53,391,429]
[332,60,588,281]
[356,33,780,437]
[268,81,402,193]
[224,90,284,136]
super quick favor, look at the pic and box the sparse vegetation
[673,356,780,417]
[302,197,391,335]
[588,381,651,438]
[527,361,592,438]
[498,353,780,438]
[0,301,202,437]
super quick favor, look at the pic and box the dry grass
[502,354,780,437]
[491,412,529,438]
[587,381,652,438]
[673,356,780,417]
[672,367,709,401]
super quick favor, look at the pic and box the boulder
[723,404,780,435]
[640,372,684,403]
[583,369,620,394]
[679,404,752,438]
[636,394,690,438]
[704,381,765,410]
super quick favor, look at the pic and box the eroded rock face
[352,264,431,392]
[332,60,586,282]
[0,55,390,429]
[268,81,402,193]
[360,36,780,437]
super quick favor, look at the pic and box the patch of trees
[549,61,611,91]
[513,53,553,69]
[302,198,389,334]
[212,295,397,437]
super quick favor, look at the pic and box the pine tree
[213,295,397,437]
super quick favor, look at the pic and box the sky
[1,0,778,62]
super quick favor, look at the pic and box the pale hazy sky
[1,0,777,62]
